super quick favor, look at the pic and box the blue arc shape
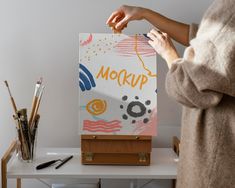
[79,64,96,87]
[79,81,86,91]
[79,71,91,90]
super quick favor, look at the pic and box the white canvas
[79,33,157,135]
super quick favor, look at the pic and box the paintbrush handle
[36,160,60,170]
[4,80,18,115]
[31,86,44,129]
[29,97,38,128]
[11,97,17,114]
[18,121,30,160]
[32,98,41,127]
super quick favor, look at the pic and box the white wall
[0,0,214,187]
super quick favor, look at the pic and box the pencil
[4,81,18,115]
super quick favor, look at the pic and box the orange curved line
[134,34,157,78]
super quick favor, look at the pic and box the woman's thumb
[116,16,129,30]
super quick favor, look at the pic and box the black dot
[148,109,152,113]
[122,95,128,101]
[122,114,128,120]
[143,118,149,123]
[145,100,151,105]
[132,120,136,124]
[120,105,123,109]
[135,96,139,100]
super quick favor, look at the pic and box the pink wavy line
[84,123,122,127]
[83,125,121,129]
[115,35,156,57]
[83,128,121,133]
[84,123,121,127]
[84,120,121,124]
[80,34,93,46]
[116,51,155,55]
[84,122,121,125]
[83,120,122,130]
[116,42,148,45]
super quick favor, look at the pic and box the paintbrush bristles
[4,80,12,96]
[4,80,9,87]
[4,80,13,97]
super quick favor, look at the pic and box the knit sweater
[165,0,235,187]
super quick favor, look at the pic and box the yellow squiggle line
[134,34,157,78]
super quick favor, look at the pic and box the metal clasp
[139,152,147,163]
[85,152,94,161]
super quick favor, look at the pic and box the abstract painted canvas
[79,33,157,136]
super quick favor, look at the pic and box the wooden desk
[2,147,179,188]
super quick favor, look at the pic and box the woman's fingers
[108,15,128,33]
[162,32,168,37]
[150,29,165,40]
[106,11,121,24]
[115,16,130,30]
[147,28,179,66]
[107,5,145,32]
[113,14,124,23]
[147,29,166,42]
[148,40,155,49]
[147,32,157,41]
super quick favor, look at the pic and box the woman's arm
[106,5,190,46]
[143,8,190,46]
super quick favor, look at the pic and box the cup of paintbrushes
[5,79,44,162]
[15,109,40,162]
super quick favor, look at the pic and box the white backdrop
[0,0,214,187]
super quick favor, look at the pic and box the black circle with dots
[120,95,152,124]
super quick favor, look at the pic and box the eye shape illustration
[120,95,152,124]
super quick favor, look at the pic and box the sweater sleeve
[165,37,225,109]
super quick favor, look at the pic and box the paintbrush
[30,85,44,130]
[18,109,31,160]
[30,86,45,130]
[31,114,40,159]
[29,79,42,128]
[4,81,18,115]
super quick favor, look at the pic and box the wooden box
[81,135,152,165]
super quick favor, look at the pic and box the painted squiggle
[134,34,157,78]
[83,120,122,133]
[115,35,156,57]
[80,34,93,46]
[86,99,107,116]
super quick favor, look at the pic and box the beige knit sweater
[165,0,235,187]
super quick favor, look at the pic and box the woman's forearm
[142,8,190,46]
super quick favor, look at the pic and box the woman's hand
[106,5,146,32]
[147,29,179,68]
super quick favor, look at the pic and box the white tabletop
[7,148,178,179]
